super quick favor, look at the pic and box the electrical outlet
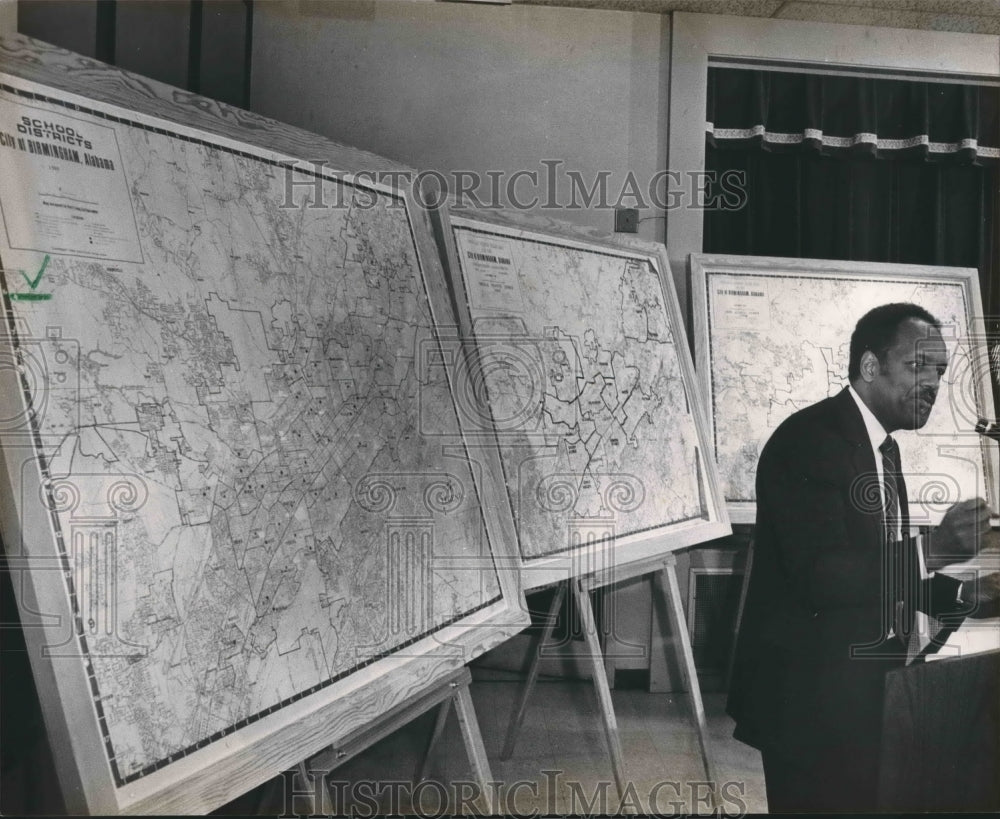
[614,207,638,233]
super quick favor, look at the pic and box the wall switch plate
[614,207,638,233]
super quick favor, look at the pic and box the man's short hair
[848,302,942,380]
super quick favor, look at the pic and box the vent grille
[688,569,742,686]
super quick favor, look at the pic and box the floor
[237,676,767,815]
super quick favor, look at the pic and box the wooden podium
[879,646,1000,811]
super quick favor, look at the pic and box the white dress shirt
[848,384,901,541]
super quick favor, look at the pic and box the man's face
[868,318,949,432]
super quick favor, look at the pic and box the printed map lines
[3,77,506,785]
[706,271,982,508]
[457,228,706,560]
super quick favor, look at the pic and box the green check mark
[10,255,53,301]
[20,254,49,290]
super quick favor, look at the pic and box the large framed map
[691,253,998,525]
[0,35,526,814]
[433,210,730,590]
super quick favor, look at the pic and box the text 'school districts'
[0,121,116,170]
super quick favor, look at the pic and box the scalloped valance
[707,67,999,163]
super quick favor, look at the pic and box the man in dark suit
[727,302,999,812]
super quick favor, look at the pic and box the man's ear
[860,350,879,383]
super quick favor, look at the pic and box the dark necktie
[880,435,914,644]
[880,435,902,543]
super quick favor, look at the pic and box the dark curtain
[704,149,998,305]
[704,67,1000,405]
[706,68,998,163]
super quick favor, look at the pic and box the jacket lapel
[828,388,885,542]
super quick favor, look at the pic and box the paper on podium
[926,618,1000,662]
[927,543,1000,661]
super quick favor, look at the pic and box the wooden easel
[501,552,717,802]
[291,666,494,815]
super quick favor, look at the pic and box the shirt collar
[848,384,890,451]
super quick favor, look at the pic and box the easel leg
[453,678,497,815]
[501,581,567,760]
[725,537,754,692]
[571,577,628,801]
[294,761,323,816]
[598,583,617,689]
[657,556,718,801]
[414,697,453,782]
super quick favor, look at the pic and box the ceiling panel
[517,0,1000,35]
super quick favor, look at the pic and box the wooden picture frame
[432,207,731,590]
[690,253,998,525]
[0,34,527,814]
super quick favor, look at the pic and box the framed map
[691,253,998,525]
[433,209,730,590]
[0,35,526,814]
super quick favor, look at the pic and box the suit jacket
[727,388,963,757]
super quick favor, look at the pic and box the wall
[114,0,191,87]
[17,0,99,56]
[15,0,249,108]
[115,0,251,107]
[0,0,16,37]
[250,1,670,247]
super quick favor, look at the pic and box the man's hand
[960,572,1000,619]
[925,497,997,571]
